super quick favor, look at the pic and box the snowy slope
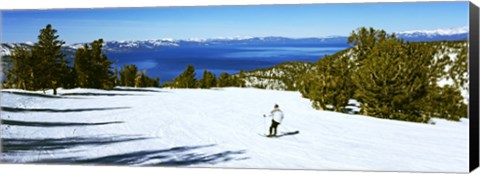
[0,87,468,172]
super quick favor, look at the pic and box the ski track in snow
[0,87,468,172]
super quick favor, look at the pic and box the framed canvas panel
[1,0,479,174]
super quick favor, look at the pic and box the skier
[264,104,284,137]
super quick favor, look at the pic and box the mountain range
[0,27,468,55]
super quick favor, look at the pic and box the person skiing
[264,104,284,137]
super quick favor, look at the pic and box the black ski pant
[269,120,280,136]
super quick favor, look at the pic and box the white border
[1,0,479,174]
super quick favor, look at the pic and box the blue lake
[106,45,348,82]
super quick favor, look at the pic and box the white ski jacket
[269,109,284,123]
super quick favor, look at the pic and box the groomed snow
[0,87,468,172]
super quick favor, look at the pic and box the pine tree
[31,24,67,95]
[449,46,468,89]
[298,54,354,112]
[162,81,173,88]
[120,64,138,87]
[217,72,231,87]
[134,70,160,87]
[73,44,91,88]
[113,67,120,87]
[348,27,388,65]
[215,72,245,88]
[116,65,159,88]
[61,66,77,89]
[8,46,34,90]
[232,74,244,87]
[73,39,114,89]
[150,77,160,87]
[197,69,217,88]
[421,85,467,121]
[173,64,196,88]
[419,42,468,121]
[90,39,107,88]
[237,70,246,87]
[135,71,145,87]
[351,29,432,122]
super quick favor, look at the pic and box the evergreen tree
[296,30,467,122]
[117,65,159,88]
[134,70,160,87]
[162,81,173,88]
[348,27,388,65]
[151,77,160,87]
[351,28,432,122]
[73,44,91,88]
[232,74,245,87]
[73,39,114,89]
[449,47,468,89]
[421,85,467,121]
[216,72,244,88]
[419,43,468,121]
[7,46,35,90]
[217,72,231,87]
[61,66,77,89]
[31,24,67,95]
[173,64,196,88]
[120,64,138,87]
[113,67,120,87]
[299,54,354,112]
[237,70,246,88]
[197,69,217,88]
[135,70,147,87]
[91,39,114,89]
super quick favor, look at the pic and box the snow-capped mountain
[104,39,179,50]
[171,36,349,48]
[93,28,467,51]
[66,39,180,52]
[398,26,468,36]
[396,26,468,41]
[0,36,349,55]
[0,43,35,56]
[1,27,468,55]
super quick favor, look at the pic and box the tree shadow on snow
[1,135,149,154]
[1,106,131,113]
[109,88,163,93]
[60,93,139,96]
[26,144,248,166]
[1,119,124,127]
[2,91,69,99]
[152,149,248,166]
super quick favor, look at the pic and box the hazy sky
[1,1,469,44]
